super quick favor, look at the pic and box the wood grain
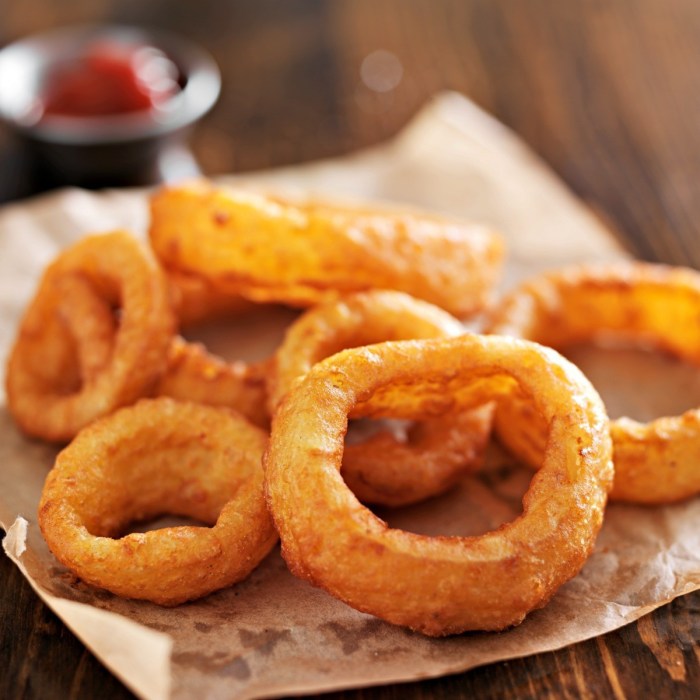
[1,0,699,698]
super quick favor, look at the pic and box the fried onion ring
[39,398,277,605]
[264,335,612,635]
[148,182,504,318]
[488,262,700,504]
[6,232,175,442]
[269,290,492,506]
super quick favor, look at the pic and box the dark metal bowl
[0,24,221,190]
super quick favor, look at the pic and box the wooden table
[1,1,699,698]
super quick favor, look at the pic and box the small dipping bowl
[0,25,221,190]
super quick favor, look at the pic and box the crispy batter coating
[53,272,118,380]
[269,290,491,506]
[6,232,175,442]
[39,399,277,605]
[264,335,613,635]
[268,290,464,411]
[156,337,270,428]
[148,182,504,318]
[167,268,255,328]
[488,262,700,504]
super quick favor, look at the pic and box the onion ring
[156,337,270,428]
[264,335,612,635]
[488,262,700,504]
[38,398,277,605]
[6,231,175,442]
[148,182,504,318]
[269,290,492,506]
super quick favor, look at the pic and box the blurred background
[1,0,699,262]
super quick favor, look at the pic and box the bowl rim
[0,23,222,144]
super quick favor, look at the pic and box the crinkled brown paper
[2,92,699,700]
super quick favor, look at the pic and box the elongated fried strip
[148,182,504,318]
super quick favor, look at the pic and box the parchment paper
[2,92,699,700]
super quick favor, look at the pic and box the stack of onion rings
[264,335,613,635]
[5,229,270,436]
[488,262,700,504]
[39,398,277,605]
[148,182,504,318]
[269,290,492,506]
[5,185,634,633]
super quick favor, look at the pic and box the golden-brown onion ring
[270,290,491,506]
[264,335,613,635]
[39,398,277,605]
[268,290,464,411]
[148,182,504,318]
[156,337,270,428]
[6,232,175,442]
[488,262,700,504]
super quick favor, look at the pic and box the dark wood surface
[2,1,700,698]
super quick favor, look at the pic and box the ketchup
[40,40,181,118]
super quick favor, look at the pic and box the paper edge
[2,517,173,700]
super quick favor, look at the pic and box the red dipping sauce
[40,40,181,118]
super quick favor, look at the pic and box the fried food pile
[5,181,697,636]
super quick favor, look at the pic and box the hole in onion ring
[120,513,215,537]
[371,442,530,537]
[345,417,411,445]
[339,403,494,509]
[346,413,532,538]
[181,305,300,364]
